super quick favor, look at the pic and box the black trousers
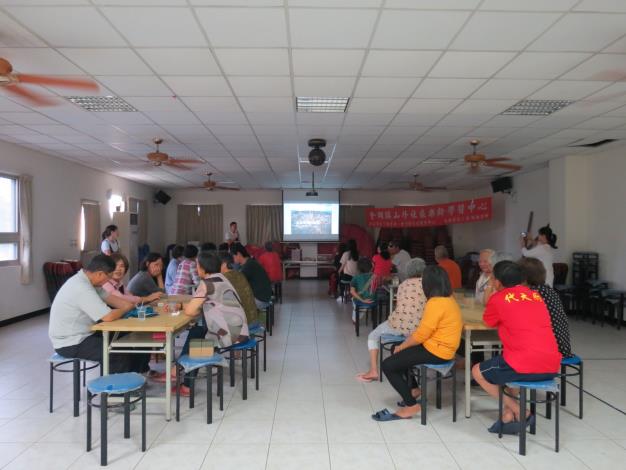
[382,344,448,406]
[180,324,209,386]
[56,333,148,375]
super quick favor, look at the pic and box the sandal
[371,408,411,422]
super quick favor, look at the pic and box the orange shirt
[438,258,462,289]
[410,296,463,360]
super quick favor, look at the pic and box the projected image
[291,210,332,235]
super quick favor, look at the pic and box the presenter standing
[225,221,240,246]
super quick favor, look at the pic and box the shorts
[479,355,557,385]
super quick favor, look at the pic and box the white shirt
[522,244,555,287]
[101,238,119,254]
[339,251,358,277]
[475,272,490,305]
[392,249,411,281]
[225,229,240,243]
[49,270,110,349]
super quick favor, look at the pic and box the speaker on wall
[491,176,513,194]
[154,190,171,205]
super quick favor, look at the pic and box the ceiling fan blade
[16,74,99,91]
[484,157,511,163]
[2,84,57,106]
[485,162,522,171]
[215,186,240,191]
[168,158,203,164]
[163,161,192,170]
[587,69,626,82]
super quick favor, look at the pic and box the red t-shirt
[484,285,561,374]
[438,258,462,289]
[372,254,393,277]
[257,251,283,282]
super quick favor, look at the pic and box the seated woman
[356,258,427,383]
[169,244,200,295]
[103,253,163,305]
[127,252,165,297]
[350,257,376,323]
[519,257,573,358]
[257,241,283,283]
[183,251,249,349]
[337,239,359,300]
[373,265,462,421]
[165,245,184,294]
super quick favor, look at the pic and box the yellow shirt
[410,296,463,360]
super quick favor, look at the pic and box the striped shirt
[170,258,200,295]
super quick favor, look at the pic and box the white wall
[0,140,164,321]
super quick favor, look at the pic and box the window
[108,194,125,218]
[0,174,19,266]
[80,200,101,252]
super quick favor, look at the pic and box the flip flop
[371,408,411,422]
[489,414,536,435]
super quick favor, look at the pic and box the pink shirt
[102,279,142,304]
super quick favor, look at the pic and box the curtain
[340,205,374,235]
[82,201,101,252]
[18,175,32,285]
[246,205,282,246]
[177,204,223,244]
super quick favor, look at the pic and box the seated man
[434,245,462,289]
[49,254,139,373]
[231,243,273,309]
[257,242,283,284]
[220,252,259,327]
[472,260,561,434]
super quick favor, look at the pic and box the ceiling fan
[193,173,239,191]
[464,139,521,173]
[145,138,202,170]
[0,57,98,106]
[408,174,447,192]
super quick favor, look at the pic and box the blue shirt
[165,258,179,294]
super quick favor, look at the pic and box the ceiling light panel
[65,96,136,112]
[501,99,574,116]
[296,97,350,113]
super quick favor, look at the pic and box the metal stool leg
[263,330,267,372]
[378,338,383,383]
[189,375,196,409]
[355,307,360,337]
[123,392,130,439]
[436,371,442,409]
[219,367,224,411]
[229,353,235,387]
[555,391,560,453]
[420,365,427,426]
[141,387,146,452]
[72,359,80,417]
[101,392,108,467]
[498,386,504,439]
[560,364,567,406]
[86,390,92,451]
[255,344,260,391]
[529,389,536,435]
[242,350,248,400]
[579,362,584,419]
[519,388,527,456]
[207,365,213,424]
[49,363,54,413]
[250,347,255,380]
[452,368,457,422]
[175,364,181,422]
[82,361,87,387]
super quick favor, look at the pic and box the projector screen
[282,189,340,242]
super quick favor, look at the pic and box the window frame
[0,173,20,267]
[80,199,101,253]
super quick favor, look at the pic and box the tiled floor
[1,280,625,469]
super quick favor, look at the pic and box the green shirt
[223,270,258,324]
[350,273,375,302]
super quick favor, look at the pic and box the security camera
[308,138,326,166]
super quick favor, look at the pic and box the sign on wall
[365,197,492,228]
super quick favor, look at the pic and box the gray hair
[406,257,426,278]
[434,245,449,260]
[480,248,497,266]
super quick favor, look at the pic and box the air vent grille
[66,96,137,112]
[501,99,574,116]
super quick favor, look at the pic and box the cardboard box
[189,339,216,357]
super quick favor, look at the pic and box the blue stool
[499,379,560,456]
[378,334,406,382]
[49,353,100,417]
[175,354,224,424]
[86,373,146,466]
[227,338,259,400]
[548,355,583,419]
[354,302,376,337]
[249,323,267,372]
[411,360,457,425]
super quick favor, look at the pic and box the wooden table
[459,302,501,418]
[92,300,193,421]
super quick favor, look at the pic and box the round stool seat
[380,334,405,343]
[87,372,146,395]
[177,354,224,373]
[561,355,582,366]
[506,379,559,392]
[49,353,75,362]
[230,338,258,351]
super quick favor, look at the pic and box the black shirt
[531,284,573,358]
[241,258,272,303]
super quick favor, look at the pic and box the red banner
[366,197,492,228]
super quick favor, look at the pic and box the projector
[306,190,319,197]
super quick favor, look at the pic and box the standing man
[49,254,138,373]
[388,240,411,282]
[434,245,462,289]
[225,221,240,246]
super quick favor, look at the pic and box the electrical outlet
[70,239,78,247]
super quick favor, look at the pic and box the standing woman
[101,225,120,255]
[128,253,165,297]
[521,224,558,287]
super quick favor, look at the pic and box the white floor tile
[564,439,626,470]
[0,443,29,468]
[135,443,209,470]
[2,442,84,470]
[447,441,524,469]
[200,444,268,470]
[212,418,273,445]
[387,442,460,469]
[271,418,327,444]
[329,443,395,470]
[266,443,330,470]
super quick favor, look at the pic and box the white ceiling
[0,0,625,191]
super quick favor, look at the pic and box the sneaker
[171,384,191,397]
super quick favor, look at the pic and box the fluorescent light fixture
[501,99,574,116]
[296,97,349,113]
[420,159,456,164]
[66,95,137,112]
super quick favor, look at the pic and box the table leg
[464,328,471,418]
[389,287,393,314]
[165,332,172,421]
[102,331,110,375]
